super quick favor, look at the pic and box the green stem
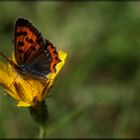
[38,125,45,138]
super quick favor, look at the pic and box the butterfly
[0,17,61,80]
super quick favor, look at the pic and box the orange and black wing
[14,17,61,78]
[46,40,61,73]
[14,17,45,65]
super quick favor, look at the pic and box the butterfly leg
[42,75,48,81]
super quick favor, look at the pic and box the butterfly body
[0,17,60,80]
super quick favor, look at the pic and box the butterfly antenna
[0,51,15,66]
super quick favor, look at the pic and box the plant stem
[39,125,45,138]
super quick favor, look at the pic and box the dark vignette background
[0,2,139,138]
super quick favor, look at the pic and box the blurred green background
[0,2,140,138]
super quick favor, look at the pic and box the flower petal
[17,101,31,107]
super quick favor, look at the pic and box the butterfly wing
[14,17,45,65]
[28,40,61,78]
[14,17,60,79]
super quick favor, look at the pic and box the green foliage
[0,2,140,138]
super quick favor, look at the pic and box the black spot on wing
[16,31,27,36]
[25,37,33,44]
[25,37,29,42]
[18,41,24,46]
[29,39,33,44]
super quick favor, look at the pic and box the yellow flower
[0,50,67,107]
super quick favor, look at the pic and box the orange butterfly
[0,17,61,80]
